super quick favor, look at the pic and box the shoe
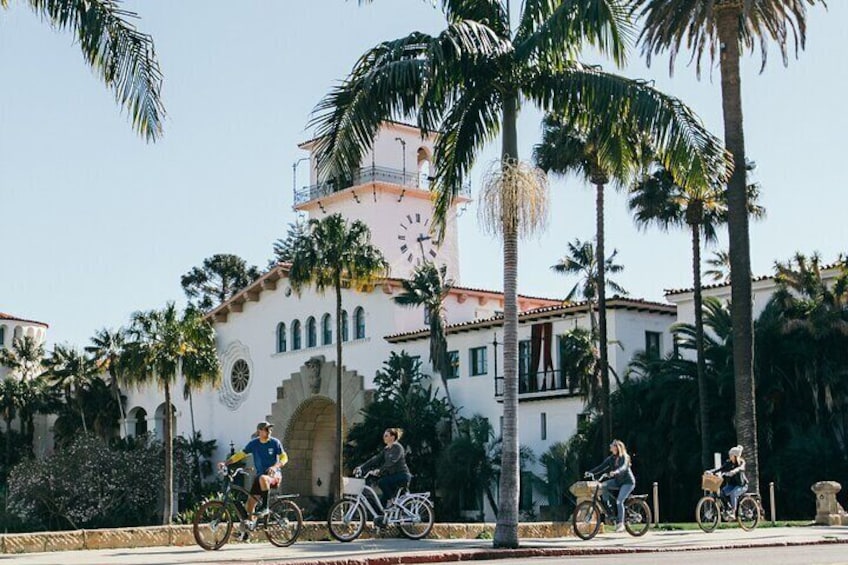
[615,523,626,533]
[374,515,385,527]
[237,531,249,542]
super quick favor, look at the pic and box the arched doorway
[283,397,337,498]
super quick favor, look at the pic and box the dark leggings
[377,472,411,507]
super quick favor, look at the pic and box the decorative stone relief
[218,341,253,411]
[304,356,323,394]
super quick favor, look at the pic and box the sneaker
[615,523,626,533]
[374,515,385,527]
[237,531,250,542]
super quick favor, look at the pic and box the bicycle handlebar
[583,472,609,482]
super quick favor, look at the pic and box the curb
[255,537,848,565]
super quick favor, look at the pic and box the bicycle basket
[701,473,722,493]
[343,477,366,495]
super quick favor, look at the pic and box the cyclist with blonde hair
[585,439,635,532]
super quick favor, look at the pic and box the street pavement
[2,525,848,565]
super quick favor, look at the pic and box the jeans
[602,480,634,525]
[721,484,747,513]
[377,472,411,508]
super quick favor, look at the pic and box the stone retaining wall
[0,522,573,555]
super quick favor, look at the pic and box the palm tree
[43,345,98,434]
[631,0,828,494]
[0,335,47,450]
[705,250,732,283]
[534,116,642,444]
[310,0,729,546]
[288,213,388,501]
[86,328,127,437]
[393,261,457,416]
[552,238,625,435]
[0,0,164,140]
[122,303,220,524]
[0,377,21,466]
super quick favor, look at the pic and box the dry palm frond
[478,158,549,240]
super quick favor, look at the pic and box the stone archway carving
[266,355,372,498]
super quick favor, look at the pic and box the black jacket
[362,442,410,477]
[590,455,635,487]
[713,459,747,488]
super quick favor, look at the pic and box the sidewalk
[2,526,847,565]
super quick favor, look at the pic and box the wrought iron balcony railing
[494,369,582,400]
[294,165,471,206]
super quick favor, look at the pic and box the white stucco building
[122,122,678,517]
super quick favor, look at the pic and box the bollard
[652,482,659,525]
[769,482,776,524]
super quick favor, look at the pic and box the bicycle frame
[584,473,620,522]
[342,474,432,526]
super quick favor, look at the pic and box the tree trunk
[692,224,711,469]
[78,395,87,435]
[334,275,344,501]
[717,4,759,493]
[4,413,11,468]
[188,386,201,497]
[595,181,612,445]
[163,378,174,525]
[111,369,128,438]
[494,93,520,549]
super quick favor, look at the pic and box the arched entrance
[267,355,371,499]
[283,397,337,498]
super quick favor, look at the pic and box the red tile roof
[0,312,49,328]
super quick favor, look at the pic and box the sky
[1,1,846,348]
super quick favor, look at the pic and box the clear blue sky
[1,1,845,348]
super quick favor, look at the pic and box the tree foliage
[181,254,261,311]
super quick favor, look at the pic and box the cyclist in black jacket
[711,445,747,518]
[586,439,635,532]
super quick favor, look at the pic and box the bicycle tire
[624,499,652,537]
[737,496,760,531]
[193,500,233,551]
[572,500,602,540]
[397,498,434,540]
[695,496,720,533]
[328,499,365,542]
[264,499,303,547]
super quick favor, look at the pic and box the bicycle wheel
[737,496,760,531]
[193,500,233,551]
[397,498,435,540]
[572,501,602,540]
[695,496,720,533]
[264,499,303,547]
[624,499,652,537]
[328,499,365,542]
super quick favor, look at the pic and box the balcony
[494,370,582,401]
[294,165,471,206]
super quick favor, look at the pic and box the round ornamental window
[230,360,250,393]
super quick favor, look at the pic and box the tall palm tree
[0,0,164,140]
[552,238,625,433]
[43,345,98,434]
[0,335,47,450]
[393,261,457,416]
[0,376,21,467]
[631,0,828,494]
[288,213,388,501]
[534,116,642,444]
[310,0,729,546]
[123,303,220,524]
[86,328,127,437]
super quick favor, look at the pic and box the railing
[494,369,582,399]
[293,165,471,206]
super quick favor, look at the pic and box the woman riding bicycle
[353,427,411,523]
[710,445,747,518]
[585,439,635,532]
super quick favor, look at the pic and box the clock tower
[294,122,469,282]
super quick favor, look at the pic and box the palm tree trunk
[163,378,174,524]
[692,224,711,469]
[717,4,759,494]
[188,388,200,497]
[334,274,344,501]
[78,395,88,434]
[111,370,128,438]
[595,181,612,444]
[494,93,520,549]
[4,413,12,467]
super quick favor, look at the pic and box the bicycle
[571,472,652,540]
[327,469,435,542]
[192,466,303,550]
[695,471,761,533]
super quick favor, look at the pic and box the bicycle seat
[627,494,649,501]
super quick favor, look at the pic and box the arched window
[292,320,302,350]
[417,147,431,189]
[276,322,287,353]
[0,325,5,349]
[130,407,148,437]
[354,307,366,339]
[321,314,332,345]
[340,310,349,343]
[306,317,317,348]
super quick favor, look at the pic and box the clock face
[397,212,439,266]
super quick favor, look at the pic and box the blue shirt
[242,437,284,473]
